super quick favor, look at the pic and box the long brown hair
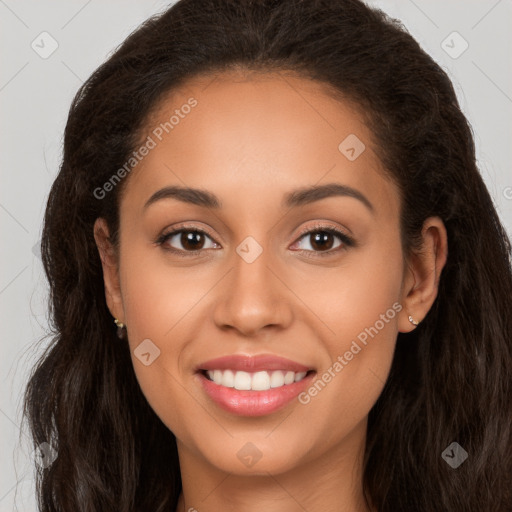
[22,0,512,510]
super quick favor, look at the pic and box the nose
[212,242,294,337]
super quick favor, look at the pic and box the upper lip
[196,354,314,373]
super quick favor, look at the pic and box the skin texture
[94,70,448,512]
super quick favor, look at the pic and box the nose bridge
[231,234,277,309]
[212,233,293,335]
[234,234,272,294]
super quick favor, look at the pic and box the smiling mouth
[200,368,316,391]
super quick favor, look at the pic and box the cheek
[117,246,226,437]
[295,226,404,343]
[296,302,400,456]
[120,244,214,342]
[333,234,403,375]
[295,232,403,429]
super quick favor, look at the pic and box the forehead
[121,70,398,222]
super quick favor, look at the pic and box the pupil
[182,231,203,250]
[311,232,334,251]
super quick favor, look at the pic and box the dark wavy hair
[22,0,512,510]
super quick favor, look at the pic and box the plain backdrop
[1,0,511,510]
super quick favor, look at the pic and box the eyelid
[165,221,216,238]
[294,221,352,240]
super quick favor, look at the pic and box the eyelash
[154,222,355,258]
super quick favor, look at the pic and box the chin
[196,437,308,476]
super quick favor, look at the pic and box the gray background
[1,0,511,509]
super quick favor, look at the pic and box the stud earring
[408,315,419,326]
[114,318,126,339]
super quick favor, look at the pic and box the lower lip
[197,371,315,417]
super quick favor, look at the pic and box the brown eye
[157,228,219,255]
[290,225,355,257]
[177,231,207,251]
[307,231,337,251]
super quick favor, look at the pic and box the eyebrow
[143,183,374,213]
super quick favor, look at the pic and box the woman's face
[97,70,423,477]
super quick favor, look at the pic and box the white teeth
[234,371,252,390]
[270,370,285,388]
[294,371,307,382]
[213,369,223,385]
[251,371,270,390]
[204,369,309,390]
[284,371,295,385]
[222,369,235,388]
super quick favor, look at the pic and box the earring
[114,318,126,339]
[408,315,419,326]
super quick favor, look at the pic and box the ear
[93,218,125,323]
[398,216,448,333]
